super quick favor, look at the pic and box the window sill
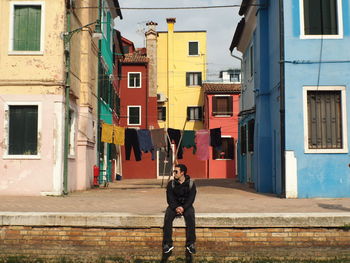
[304,148,348,154]
[212,115,233,117]
[3,154,41,160]
[213,158,233,161]
[127,87,141,89]
[300,34,343,40]
[187,119,202,122]
[8,51,44,56]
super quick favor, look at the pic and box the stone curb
[1,212,350,228]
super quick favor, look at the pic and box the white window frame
[128,72,142,88]
[3,102,42,159]
[303,86,348,153]
[188,41,199,56]
[9,1,45,55]
[299,0,343,39]
[127,105,141,126]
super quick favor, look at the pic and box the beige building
[0,0,99,195]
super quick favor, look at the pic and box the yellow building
[0,0,100,195]
[157,18,207,130]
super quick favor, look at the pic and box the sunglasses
[173,170,179,174]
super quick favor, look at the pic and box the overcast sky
[116,0,242,81]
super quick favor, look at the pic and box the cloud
[116,0,242,80]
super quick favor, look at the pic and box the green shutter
[9,106,38,155]
[14,5,41,51]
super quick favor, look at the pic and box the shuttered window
[186,72,202,86]
[248,119,255,152]
[157,107,166,121]
[187,107,202,121]
[303,0,339,35]
[240,125,247,155]
[212,96,233,116]
[13,5,41,51]
[213,137,234,160]
[9,106,38,155]
[307,91,342,149]
[188,41,199,56]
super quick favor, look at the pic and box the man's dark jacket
[166,175,196,211]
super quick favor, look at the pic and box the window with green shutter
[13,5,42,51]
[9,105,38,155]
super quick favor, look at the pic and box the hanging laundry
[113,126,125,145]
[210,127,222,150]
[125,128,142,161]
[101,123,113,143]
[137,129,155,160]
[195,129,210,160]
[180,130,196,154]
[167,128,183,159]
[150,128,167,149]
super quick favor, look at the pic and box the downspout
[97,0,102,177]
[63,6,72,195]
[279,0,286,197]
[145,63,149,129]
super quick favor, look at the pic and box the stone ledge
[1,212,350,228]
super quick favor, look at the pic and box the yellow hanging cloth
[101,123,113,143]
[113,126,125,145]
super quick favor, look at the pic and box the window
[213,137,234,160]
[240,125,247,155]
[186,72,202,86]
[188,41,199,56]
[128,72,141,88]
[8,105,38,155]
[212,96,233,116]
[10,2,45,53]
[300,0,343,38]
[248,119,255,152]
[128,106,141,125]
[304,87,348,153]
[157,107,166,121]
[187,107,202,121]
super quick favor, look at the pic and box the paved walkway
[1,179,350,215]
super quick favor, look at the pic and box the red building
[119,38,158,179]
[203,82,241,178]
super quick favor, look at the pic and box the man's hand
[175,206,184,215]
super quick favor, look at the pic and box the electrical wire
[74,4,262,10]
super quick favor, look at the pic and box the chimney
[145,21,158,98]
[166,18,176,33]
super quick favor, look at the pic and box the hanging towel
[101,123,113,143]
[195,129,210,160]
[113,126,125,145]
[210,127,222,150]
[150,128,167,148]
[167,128,183,159]
[137,129,155,160]
[125,128,142,161]
[180,130,196,154]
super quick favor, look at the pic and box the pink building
[203,83,241,178]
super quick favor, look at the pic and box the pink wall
[206,94,240,179]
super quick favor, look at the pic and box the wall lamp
[62,19,103,42]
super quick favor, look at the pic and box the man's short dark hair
[175,164,187,175]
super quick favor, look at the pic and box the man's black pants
[163,206,196,247]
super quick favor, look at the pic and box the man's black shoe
[186,244,196,254]
[163,244,174,254]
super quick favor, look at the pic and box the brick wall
[1,226,350,262]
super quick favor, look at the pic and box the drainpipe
[279,0,286,197]
[63,6,72,195]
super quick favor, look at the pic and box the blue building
[231,0,350,198]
